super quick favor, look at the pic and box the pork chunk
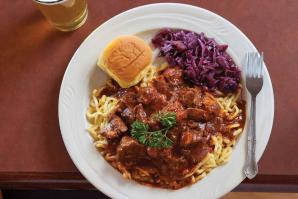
[117,136,147,166]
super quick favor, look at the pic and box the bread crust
[98,36,152,88]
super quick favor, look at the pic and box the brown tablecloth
[0,0,297,189]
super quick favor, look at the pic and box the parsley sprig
[130,112,176,148]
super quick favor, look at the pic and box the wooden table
[1,0,297,194]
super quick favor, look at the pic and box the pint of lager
[33,0,88,31]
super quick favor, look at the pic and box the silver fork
[243,52,264,179]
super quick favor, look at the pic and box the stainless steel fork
[243,52,264,179]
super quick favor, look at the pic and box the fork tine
[257,52,260,78]
[258,53,263,78]
[245,52,249,76]
[252,52,256,78]
[247,53,250,77]
[250,52,254,77]
[260,52,264,77]
[255,53,259,78]
[249,52,253,77]
[245,52,263,78]
[259,53,262,78]
[255,52,259,78]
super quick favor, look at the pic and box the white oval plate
[59,3,274,199]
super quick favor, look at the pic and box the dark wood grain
[0,0,297,191]
[0,172,91,190]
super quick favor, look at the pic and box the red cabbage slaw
[152,29,241,93]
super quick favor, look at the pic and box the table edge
[0,172,298,190]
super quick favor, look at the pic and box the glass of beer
[33,0,88,31]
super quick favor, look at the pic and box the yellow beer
[33,0,88,31]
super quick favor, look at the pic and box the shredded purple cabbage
[152,29,241,93]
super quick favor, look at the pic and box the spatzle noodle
[190,89,243,183]
[86,90,118,150]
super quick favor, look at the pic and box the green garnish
[156,112,177,128]
[130,112,176,148]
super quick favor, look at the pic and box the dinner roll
[98,35,152,88]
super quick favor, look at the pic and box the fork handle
[244,96,258,179]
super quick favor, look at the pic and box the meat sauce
[100,67,245,189]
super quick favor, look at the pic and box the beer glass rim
[33,0,67,5]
